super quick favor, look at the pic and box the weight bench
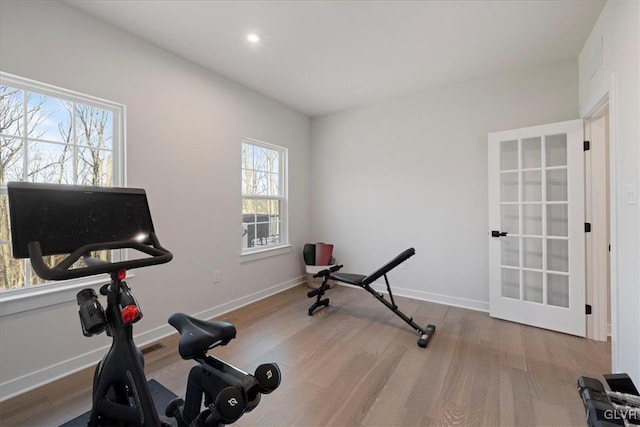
[307,248,436,348]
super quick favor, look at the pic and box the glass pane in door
[523,171,542,201]
[500,140,518,170]
[501,204,519,234]
[502,268,519,299]
[501,236,519,267]
[523,204,542,235]
[523,237,542,269]
[547,239,569,272]
[547,169,568,201]
[501,172,518,202]
[522,137,541,168]
[523,270,543,303]
[546,134,567,166]
[547,204,568,236]
[547,274,569,307]
[500,135,569,303]
[498,130,573,309]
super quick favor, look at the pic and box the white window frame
[240,138,290,262]
[0,72,126,315]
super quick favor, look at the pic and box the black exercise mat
[60,379,178,426]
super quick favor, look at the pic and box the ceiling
[63,0,606,117]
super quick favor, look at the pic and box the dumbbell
[209,386,246,424]
[254,363,281,394]
[581,376,640,407]
[605,373,640,397]
[578,377,623,427]
[578,376,640,426]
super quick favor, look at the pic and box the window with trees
[241,139,287,252]
[0,73,124,293]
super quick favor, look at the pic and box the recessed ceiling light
[247,33,262,44]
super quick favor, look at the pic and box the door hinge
[584,140,590,151]
[586,304,592,315]
[585,223,592,232]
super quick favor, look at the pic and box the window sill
[239,245,292,263]
[0,274,132,317]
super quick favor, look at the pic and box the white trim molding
[368,282,490,312]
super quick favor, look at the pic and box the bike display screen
[7,182,155,258]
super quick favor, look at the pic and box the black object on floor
[60,379,178,427]
[605,373,640,396]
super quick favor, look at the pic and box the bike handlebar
[28,232,173,281]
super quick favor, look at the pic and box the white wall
[2,0,635,403]
[0,0,310,399]
[578,0,639,384]
[310,61,578,311]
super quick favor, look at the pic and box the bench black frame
[307,248,436,348]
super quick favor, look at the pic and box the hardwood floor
[0,284,610,426]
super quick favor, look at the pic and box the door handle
[491,230,508,238]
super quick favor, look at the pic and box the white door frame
[582,75,617,368]
[584,105,610,342]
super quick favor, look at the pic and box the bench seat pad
[332,273,367,286]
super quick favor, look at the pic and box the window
[0,72,125,294]
[241,139,287,253]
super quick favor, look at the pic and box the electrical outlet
[213,270,221,284]
[626,184,637,205]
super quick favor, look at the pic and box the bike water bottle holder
[76,288,107,337]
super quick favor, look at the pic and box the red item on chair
[315,243,334,266]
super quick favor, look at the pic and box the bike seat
[168,313,237,359]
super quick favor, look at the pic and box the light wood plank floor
[0,284,610,426]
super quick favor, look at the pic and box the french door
[488,119,586,336]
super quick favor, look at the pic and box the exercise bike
[7,182,281,426]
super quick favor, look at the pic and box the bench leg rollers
[417,324,436,348]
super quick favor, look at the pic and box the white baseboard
[193,276,304,320]
[368,283,490,313]
[0,276,305,402]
